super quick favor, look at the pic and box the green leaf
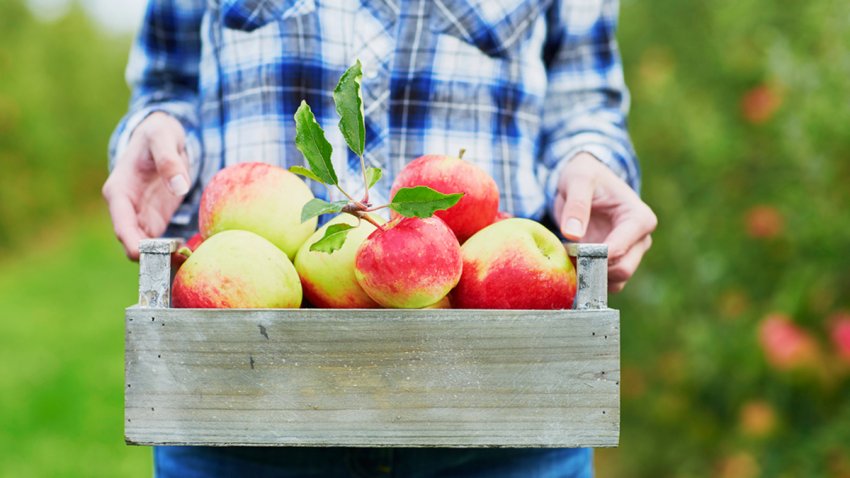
[294,101,337,185]
[309,223,356,254]
[289,165,324,183]
[389,186,464,218]
[300,198,349,223]
[365,167,382,189]
[333,60,365,157]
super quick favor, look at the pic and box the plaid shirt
[110,0,640,227]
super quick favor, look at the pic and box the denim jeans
[154,447,593,478]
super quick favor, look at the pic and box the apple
[390,151,499,243]
[493,211,513,222]
[741,84,782,124]
[170,232,204,270]
[423,295,451,309]
[199,162,317,259]
[739,400,777,438]
[451,218,576,309]
[172,229,302,308]
[355,216,462,309]
[757,313,820,371]
[829,312,850,362]
[294,214,382,308]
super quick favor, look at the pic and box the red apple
[451,218,576,309]
[199,162,317,259]
[493,211,513,222]
[741,84,782,124]
[171,232,204,270]
[294,214,382,309]
[828,312,850,362]
[354,216,462,308]
[738,400,777,438]
[757,313,819,370]
[390,151,499,243]
[172,230,302,308]
[744,205,783,239]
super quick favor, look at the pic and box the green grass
[0,212,151,477]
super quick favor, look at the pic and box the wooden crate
[125,239,619,447]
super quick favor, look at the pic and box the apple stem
[458,148,466,160]
[337,185,368,210]
[359,154,370,203]
[357,211,385,231]
[365,204,389,213]
[176,246,192,258]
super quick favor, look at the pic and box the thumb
[149,135,191,196]
[558,173,594,241]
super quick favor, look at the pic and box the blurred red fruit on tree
[741,84,782,124]
[828,312,850,363]
[739,400,777,438]
[745,205,784,239]
[758,313,820,371]
[716,451,760,478]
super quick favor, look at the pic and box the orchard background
[1,0,848,476]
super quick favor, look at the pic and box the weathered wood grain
[125,308,620,447]
[567,244,608,310]
[138,239,180,308]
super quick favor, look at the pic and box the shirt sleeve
[540,0,640,215]
[108,0,206,187]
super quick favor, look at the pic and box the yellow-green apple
[451,218,576,309]
[199,162,317,259]
[355,216,462,308]
[172,230,302,308]
[294,214,382,308]
[171,232,204,270]
[390,152,499,243]
[423,295,451,309]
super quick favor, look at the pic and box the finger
[608,234,652,284]
[149,134,190,196]
[139,185,182,238]
[558,174,595,240]
[604,203,657,262]
[106,193,146,261]
[609,281,626,293]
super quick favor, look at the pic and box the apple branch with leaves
[291,60,463,253]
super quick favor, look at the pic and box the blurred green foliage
[0,214,149,477]
[0,1,150,476]
[603,0,850,476]
[1,0,849,477]
[0,0,128,252]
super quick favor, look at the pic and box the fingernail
[563,218,583,239]
[169,175,189,196]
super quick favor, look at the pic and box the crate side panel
[125,309,619,447]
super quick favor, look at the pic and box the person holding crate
[104,0,657,476]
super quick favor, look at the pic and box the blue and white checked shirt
[109,0,640,227]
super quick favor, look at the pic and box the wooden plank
[125,308,619,447]
[138,239,179,308]
[138,239,610,310]
[567,243,608,310]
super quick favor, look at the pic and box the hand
[554,152,657,292]
[102,112,190,260]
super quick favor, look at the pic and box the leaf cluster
[292,60,462,252]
